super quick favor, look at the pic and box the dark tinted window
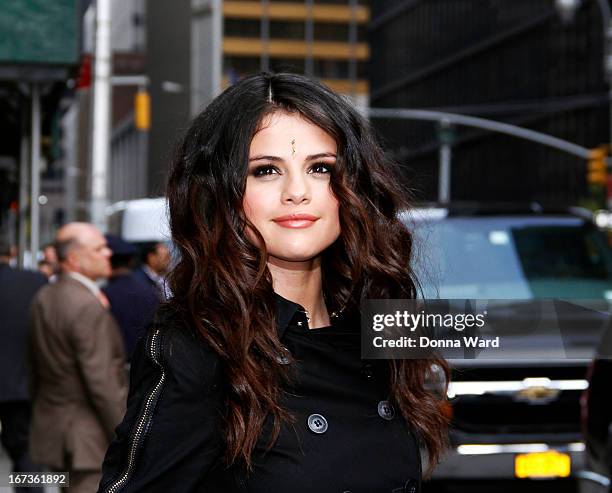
[513,226,612,284]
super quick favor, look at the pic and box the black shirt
[99,294,421,493]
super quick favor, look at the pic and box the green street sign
[0,0,79,66]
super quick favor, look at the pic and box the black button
[377,400,395,420]
[361,363,375,379]
[276,346,291,365]
[307,413,328,434]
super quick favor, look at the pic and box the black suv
[403,203,612,492]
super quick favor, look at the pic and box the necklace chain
[298,308,340,323]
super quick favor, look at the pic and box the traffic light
[134,89,150,131]
[587,146,608,186]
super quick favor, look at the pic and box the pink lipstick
[272,213,319,229]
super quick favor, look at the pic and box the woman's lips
[273,214,319,229]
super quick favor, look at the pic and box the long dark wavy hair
[166,72,450,474]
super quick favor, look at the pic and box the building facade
[146,0,371,196]
[222,0,369,107]
[369,0,609,206]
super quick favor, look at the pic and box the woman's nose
[281,173,310,204]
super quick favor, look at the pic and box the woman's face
[243,111,341,263]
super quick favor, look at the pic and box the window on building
[355,24,366,42]
[357,60,367,78]
[224,19,261,38]
[314,0,369,5]
[311,59,367,79]
[224,56,262,81]
[270,58,306,74]
[313,22,367,42]
[313,59,349,78]
[314,23,348,41]
[270,21,305,39]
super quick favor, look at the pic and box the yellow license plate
[515,451,571,478]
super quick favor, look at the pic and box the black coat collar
[273,291,358,339]
[274,292,303,340]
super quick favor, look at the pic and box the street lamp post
[599,0,612,207]
[590,0,612,166]
[556,0,612,205]
[91,0,112,231]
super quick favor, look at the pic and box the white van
[106,198,171,244]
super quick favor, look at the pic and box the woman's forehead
[250,111,336,154]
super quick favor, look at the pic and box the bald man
[27,223,127,493]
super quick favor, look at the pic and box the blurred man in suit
[40,243,59,281]
[134,241,171,301]
[28,223,127,493]
[103,235,158,361]
[0,238,46,492]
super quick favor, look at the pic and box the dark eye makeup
[249,162,334,178]
[250,164,278,177]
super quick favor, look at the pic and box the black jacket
[99,294,422,493]
[0,263,46,402]
[103,272,159,360]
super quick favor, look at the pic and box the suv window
[412,216,612,299]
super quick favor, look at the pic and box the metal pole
[91,0,112,231]
[30,83,41,268]
[139,115,148,197]
[608,84,612,209]
[368,107,594,160]
[18,117,29,268]
[64,106,77,223]
[438,119,452,203]
[211,0,222,97]
[596,0,612,206]
[348,0,358,98]
[261,0,270,71]
[305,0,314,76]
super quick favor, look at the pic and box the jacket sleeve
[69,302,128,439]
[98,314,224,493]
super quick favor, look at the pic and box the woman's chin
[268,250,323,265]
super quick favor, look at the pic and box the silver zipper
[106,329,166,493]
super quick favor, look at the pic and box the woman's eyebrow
[306,152,337,160]
[248,155,283,162]
[248,152,337,162]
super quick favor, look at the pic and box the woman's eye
[309,163,333,175]
[251,165,279,177]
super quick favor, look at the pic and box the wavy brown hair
[166,72,449,474]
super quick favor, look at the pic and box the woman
[99,72,449,493]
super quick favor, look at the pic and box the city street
[2,0,612,490]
